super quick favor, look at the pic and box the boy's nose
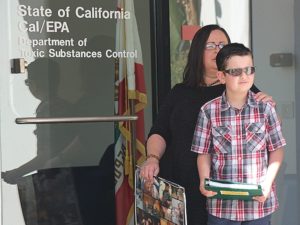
[240,72,248,79]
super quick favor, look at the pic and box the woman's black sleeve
[148,85,179,143]
[250,84,260,93]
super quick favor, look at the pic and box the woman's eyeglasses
[223,66,255,77]
[205,42,226,50]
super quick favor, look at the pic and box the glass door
[0,0,120,224]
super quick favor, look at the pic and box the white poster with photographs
[135,167,187,225]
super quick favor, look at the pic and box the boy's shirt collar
[220,90,258,112]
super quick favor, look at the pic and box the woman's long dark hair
[182,24,231,87]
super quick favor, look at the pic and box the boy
[191,43,286,225]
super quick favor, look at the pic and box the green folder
[204,178,263,200]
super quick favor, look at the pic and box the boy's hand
[253,194,267,203]
[199,184,217,198]
[253,182,272,203]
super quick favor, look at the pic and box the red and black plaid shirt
[191,91,286,221]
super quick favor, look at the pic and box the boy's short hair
[216,43,253,71]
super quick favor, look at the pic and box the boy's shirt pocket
[246,122,266,152]
[212,125,231,154]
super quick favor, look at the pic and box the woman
[140,25,272,225]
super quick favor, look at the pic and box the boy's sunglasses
[223,66,255,77]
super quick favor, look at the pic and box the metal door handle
[15,116,138,124]
[11,58,28,74]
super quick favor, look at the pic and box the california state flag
[114,0,147,225]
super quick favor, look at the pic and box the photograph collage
[135,168,186,225]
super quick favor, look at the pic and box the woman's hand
[255,92,276,106]
[141,134,166,182]
[140,157,160,183]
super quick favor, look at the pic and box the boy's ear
[217,71,226,84]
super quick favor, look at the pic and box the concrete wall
[252,0,298,224]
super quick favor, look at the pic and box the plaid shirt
[191,91,286,221]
